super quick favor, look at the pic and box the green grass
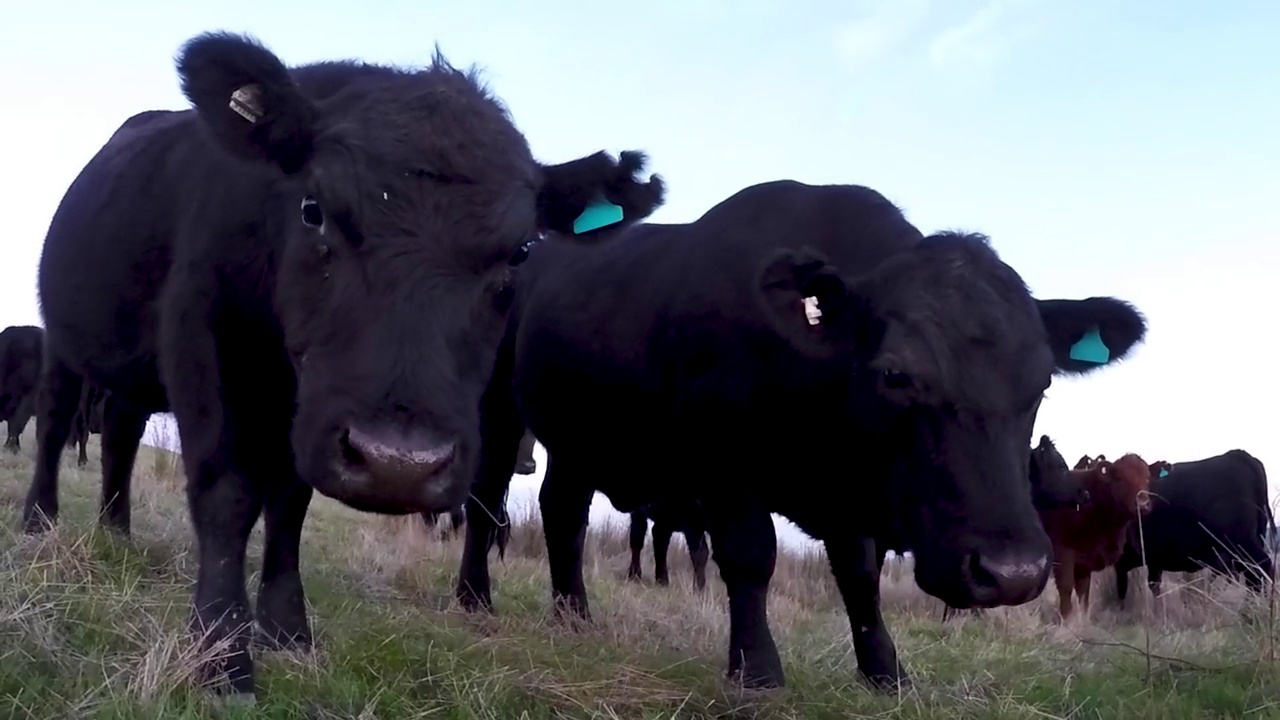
[2,426,1280,718]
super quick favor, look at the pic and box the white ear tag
[803,296,822,326]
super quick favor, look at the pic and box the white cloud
[927,0,1046,76]
[834,0,932,71]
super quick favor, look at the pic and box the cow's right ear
[176,31,318,175]
[756,247,865,359]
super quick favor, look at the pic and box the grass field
[2,427,1280,719]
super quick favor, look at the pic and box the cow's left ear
[1037,296,1147,376]
[536,151,665,238]
[755,247,869,359]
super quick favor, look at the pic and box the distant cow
[21,30,664,699]
[628,500,710,591]
[455,179,1147,691]
[1039,454,1153,620]
[66,383,109,468]
[0,325,44,452]
[1075,454,1107,470]
[421,500,511,560]
[1114,450,1275,604]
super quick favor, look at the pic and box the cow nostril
[341,424,456,479]
[967,551,1048,605]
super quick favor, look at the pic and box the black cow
[628,500,710,590]
[21,31,664,698]
[67,382,109,468]
[1114,449,1276,603]
[455,180,1147,691]
[0,325,43,452]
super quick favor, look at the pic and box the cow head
[176,32,664,514]
[1077,454,1153,516]
[755,231,1147,609]
[1030,435,1089,509]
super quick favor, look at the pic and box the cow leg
[827,536,904,690]
[77,434,88,467]
[627,512,647,582]
[539,458,595,622]
[707,504,784,689]
[97,396,147,535]
[1147,568,1163,599]
[685,524,710,592]
[1052,558,1075,621]
[254,471,313,651]
[457,337,522,612]
[652,519,675,586]
[1073,567,1092,618]
[21,358,82,534]
[1114,562,1131,608]
[421,511,440,530]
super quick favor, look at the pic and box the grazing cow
[455,179,1147,691]
[937,435,1090,621]
[21,30,664,699]
[1038,454,1153,620]
[0,325,44,452]
[67,383,109,468]
[1114,450,1275,604]
[627,500,710,591]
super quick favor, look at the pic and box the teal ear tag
[572,198,624,234]
[1068,327,1110,364]
[1159,468,1169,477]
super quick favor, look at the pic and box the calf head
[1087,454,1154,516]
[756,231,1147,609]
[1030,435,1089,509]
[176,32,664,514]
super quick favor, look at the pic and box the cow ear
[756,247,865,359]
[176,31,318,175]
[537,151,665,237]
[1037,296,1147,376]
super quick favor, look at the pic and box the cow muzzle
[961,549,1051,607]
[328,422,460,511]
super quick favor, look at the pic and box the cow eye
[882,369,912,390]
[301,197,324,229]
[508,236,543,267]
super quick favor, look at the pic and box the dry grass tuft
[1,422,1279,718]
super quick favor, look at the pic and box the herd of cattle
[0,30,1274,702]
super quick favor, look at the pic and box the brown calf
[1039,453,1153,620]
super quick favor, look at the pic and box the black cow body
[627,500,710,590]
[457,180,1147,690]
[22,31,664,698]
[0,325,44,452]
[1114,449,1275,602]
[67,382,109,468]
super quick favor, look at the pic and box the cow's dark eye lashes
[407,167,472,184]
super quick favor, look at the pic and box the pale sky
[2,1,1276,551]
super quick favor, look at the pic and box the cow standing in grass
[1039,453,1153,620]
[21,30,665,700]
[67,383,109,468]
[627,500,710,591]
[0,325,43,453]
[456,179,1148,691]
[1114,450,1275,604]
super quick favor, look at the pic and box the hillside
[2,429,1279,719]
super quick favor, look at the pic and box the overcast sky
[2,0,1276,550]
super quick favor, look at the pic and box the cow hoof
[656,576,670,587]
[862,667,910,693]
[727,665,786,690]
[21,513,56,535]
[208,691,257,709]
[254,625,313,652]
[551,598,593,629]
[456,587,494,613]
[626,570,642,583]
